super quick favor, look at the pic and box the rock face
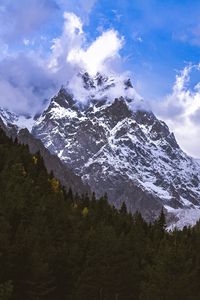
[32,73,200,223]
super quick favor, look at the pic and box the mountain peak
[32,78,200,228]
[78,71,116,92]
[78,71,134,92]
[63,71,139,106]
[53,87,76,109]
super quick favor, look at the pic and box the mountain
[0,110,90,195]
[32,72,200,226]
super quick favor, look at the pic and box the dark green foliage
[0,128,200,299]
[120,201,127,214]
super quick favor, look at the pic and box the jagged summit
[79,71,116,91]
[62,71,142,108]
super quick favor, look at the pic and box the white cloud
[48,12,84,72]
[23,39,30,46]
[0,53,56,115]
[154,64,200,158]
[0,0,97,45]
[47,11,140,107]
[49,12,124,76]
[67,29,124,75]
[47,11,129,101]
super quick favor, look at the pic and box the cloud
[0,54,56,115]
[56,0,97,22]
[49,12,124,76]
[48,12,84,74]
[0,0,58,43]
[154,64,200,158]
[0,0,96,45]
[67,29,124,75]
[48,12,135,104]
[0,10,130,115]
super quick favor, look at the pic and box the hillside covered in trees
[1,128,200,300]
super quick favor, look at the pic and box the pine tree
[120,201,127,214]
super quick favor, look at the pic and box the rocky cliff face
[32,73,200,225]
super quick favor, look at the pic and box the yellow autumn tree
[49,178,60,193]
[82,207,89,217]
[32,155,38,165]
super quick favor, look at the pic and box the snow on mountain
[0,108,34,131]
[0,108,19,126]
[32,72,200,227]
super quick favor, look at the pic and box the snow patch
[166,205,200,230]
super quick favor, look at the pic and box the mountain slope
[17,128,90,194]
[0,113,90,195]
[32,73,200,225]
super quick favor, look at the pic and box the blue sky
[88,0,200,100]
[0,0,200,156]
[1,0,200,100]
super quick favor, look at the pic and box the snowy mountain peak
[2,71,200,228]
[32,82,200,227]
[79,71,116,91]
[62,71,142,108]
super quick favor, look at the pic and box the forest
[0,128,200,300]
